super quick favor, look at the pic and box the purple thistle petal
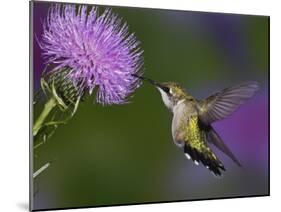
[41,4,143,105]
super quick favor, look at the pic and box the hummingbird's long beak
[131,74,163,88]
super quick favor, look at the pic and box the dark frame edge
[267,16,270,196]
[29,0,34,211]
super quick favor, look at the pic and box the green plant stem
[33,162,51,178]
[33,97,56,137]
[33,141,45,150]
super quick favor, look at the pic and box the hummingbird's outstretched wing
[198,81,259,125]
[205,126,242,167]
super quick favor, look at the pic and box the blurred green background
[32,1,269,210]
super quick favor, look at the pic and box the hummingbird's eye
[162,86,170,93]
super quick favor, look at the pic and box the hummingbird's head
[132,74,189,111]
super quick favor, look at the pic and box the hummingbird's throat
[157,87,173,110]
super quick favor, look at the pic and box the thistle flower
[41,4,143,105]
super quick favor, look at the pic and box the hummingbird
[133,74,259,176]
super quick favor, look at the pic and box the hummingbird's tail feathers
[198,81,259,125]
[184,144,225,177]
[206,127,242,167]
